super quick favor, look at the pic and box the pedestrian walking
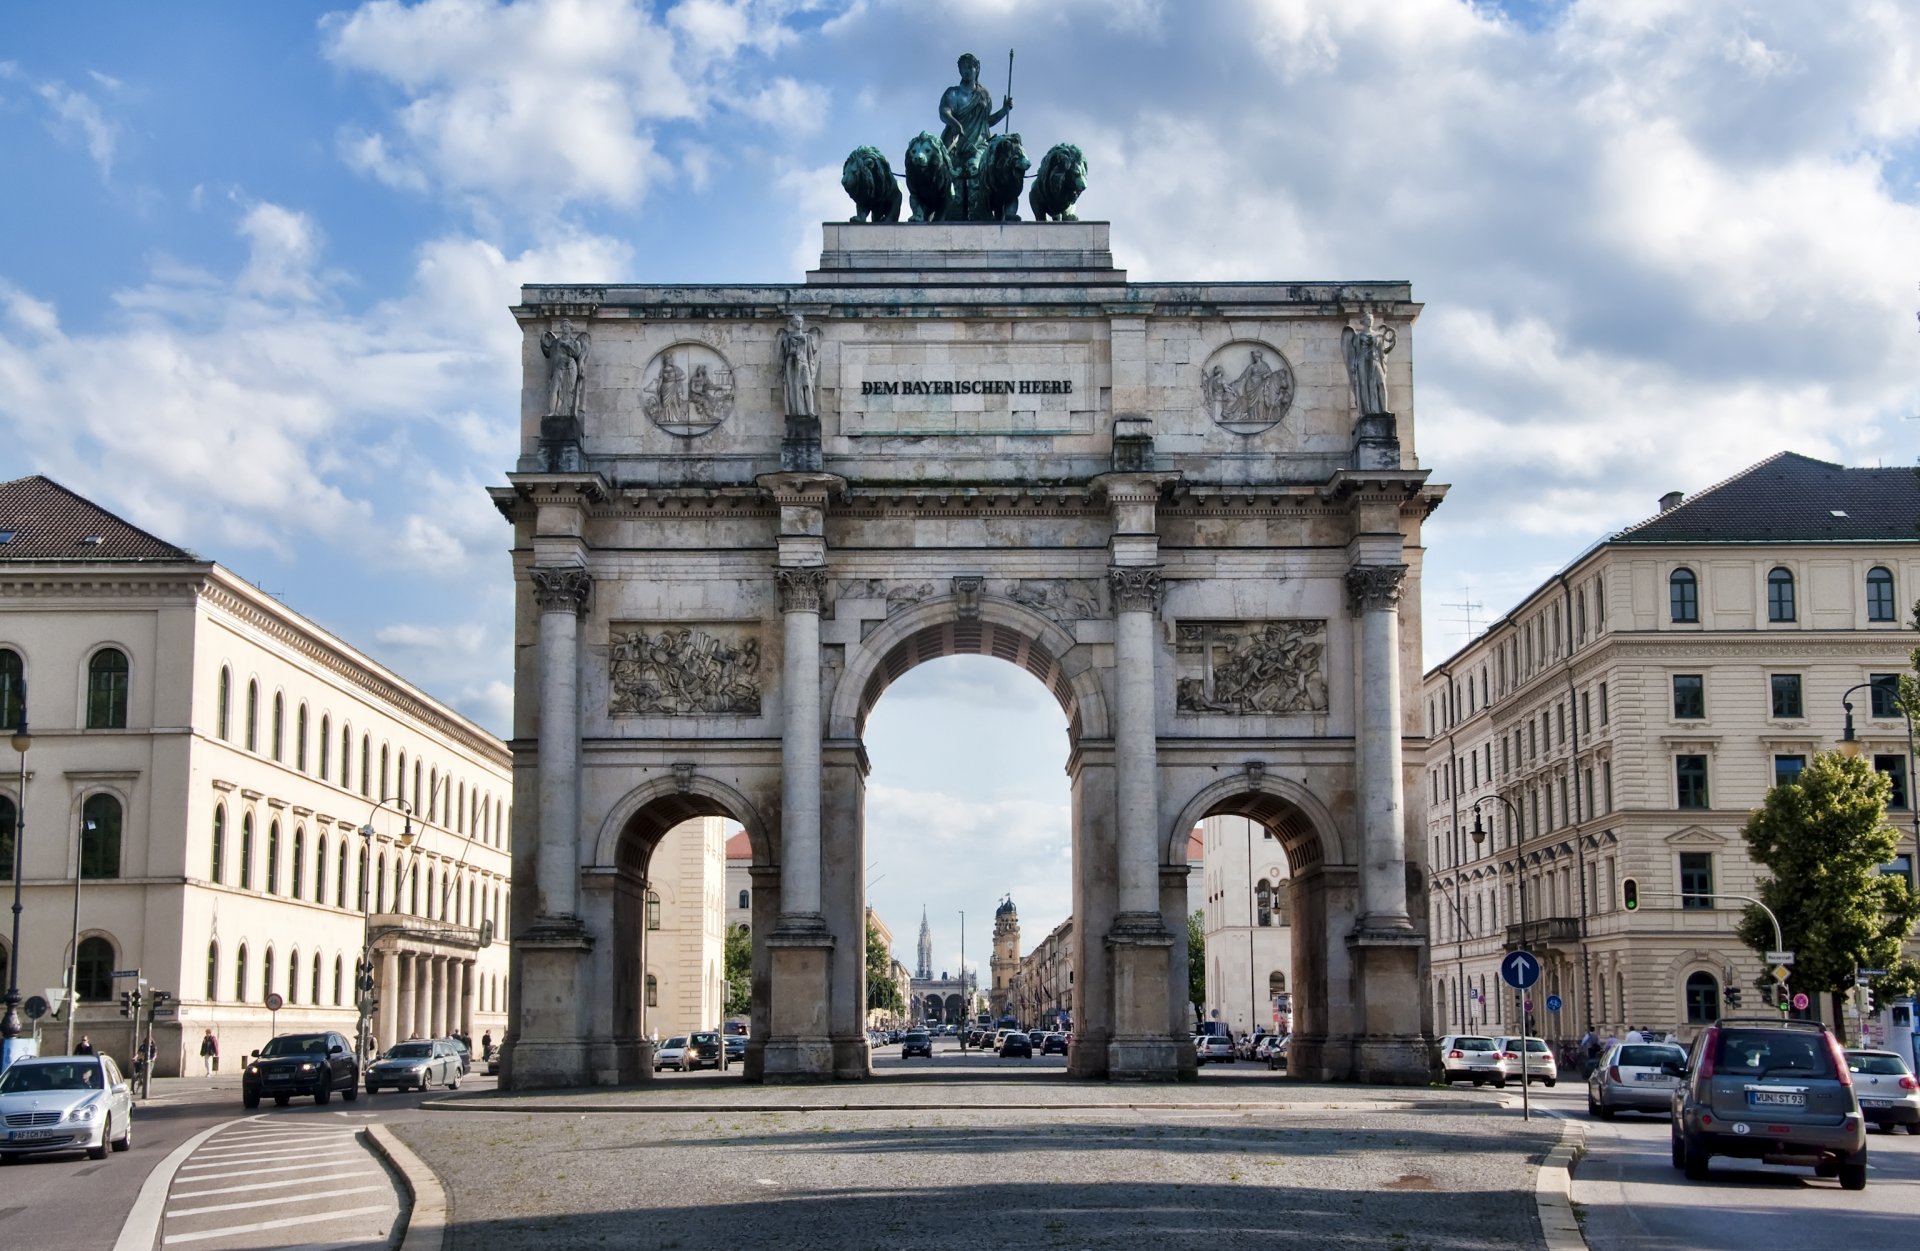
[75,1034,96,1055]
[200,1028,219,1077]
[481,1030,493,1062]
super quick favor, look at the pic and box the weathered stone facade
[491,223,1443,1086]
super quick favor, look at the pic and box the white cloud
[26,76,119,178]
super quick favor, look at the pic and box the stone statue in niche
[541,320,590,418]
[1342,312,1397,417]
[609,627,761,716]
[1176,620,1329,715]
[778,314,823,419]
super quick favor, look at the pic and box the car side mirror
[251,1049,260,1058]
[329,1045,344,1054]
[113,1082,129,1095]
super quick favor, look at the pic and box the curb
[365,1124,449,1251]
[1535,1119,1587,1251]
[418,1096,1501,1116]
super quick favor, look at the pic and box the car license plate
[9,1128,59,1141]
[1749,1090,1805,1107]
[1634,1073,1664,1082]
[1859,1098,1889,1107]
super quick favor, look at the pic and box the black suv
[244,1031,360,1108]
[687,1031,728,1071]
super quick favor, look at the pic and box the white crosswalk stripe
[157,1120,400,1250]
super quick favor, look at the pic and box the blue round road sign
[1546,994,1563,1013]
[1500,950,1542,990]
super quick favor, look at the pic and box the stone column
[1346,563,1411,929]
[530,566,592,921]
[461,960,475,1038]
[414,956,433,1039]
[378,948,400,1051]
[434,957,451,1038]
[397,953,416,1043]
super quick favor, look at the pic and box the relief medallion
[1200,340,1296,436]
[642,342,735,437]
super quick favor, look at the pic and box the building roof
[0,476,196,562]
[1187,826,1205,862]
[1612,452,1920,545]
[724,829,751,861]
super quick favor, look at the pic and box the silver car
[1587,1041,1686,1117]
[1435,1034,1505,1087]
[1845,1049,1920,1134]
[0,1054,134,1161]
[1491,1035,1558,1086]
[363,1039,461,1094]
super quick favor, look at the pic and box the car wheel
[1839,1154,1868,1191]
[1682,1130,1710,1181]
[1544,1078,1557,1088]
[113,1118,131,1152]
[88,1118,111,1161]
[365,1084,378,1095]
[1670,1123,1685,1170]
[1494,1077,1507,1089]
[273,1094,290,1108]
[1814,1157,1839,1178]
[315,1082,332,1105]
[243,1091,260,1109]
[448,1073,460,1091]
[343,1083,358,1102]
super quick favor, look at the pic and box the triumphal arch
[491,211,1444,1086]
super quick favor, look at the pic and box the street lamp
[64,809,97,1056]
[1469,794,1530,1027]
[1838,680,1918,890]
[957,909,965,1049]
[1,696,28,1049]
[356,797,417,1060]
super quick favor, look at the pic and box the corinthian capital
[530,566,593,615]
[1107,565,1164,614]
[775,566,829,613]
[1345,563,1407,615]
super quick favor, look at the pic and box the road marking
[167,1183,391,1218]
[177,1153,363,1178]
[172,1170,386,1199]
[110,1118,248,1251]
[187,1141,362,1161]
[160,1204,392,1245]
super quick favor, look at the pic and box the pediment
[1663,825,1728,848]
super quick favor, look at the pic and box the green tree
[1737,751,1920,1042]
[866,915,903,1016]
[1187,909,1207,1028]
[723,923,751,1019]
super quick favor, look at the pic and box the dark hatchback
[243,1031,360,1108]
[901,1030,933,1058]
[1000,1032,1033,1059]
[688,1031,728,1071]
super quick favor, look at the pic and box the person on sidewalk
[200,1029,219,1076]
[481,1030,493,1062]
[75,1035,96,1056]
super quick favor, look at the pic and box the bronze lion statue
[841,145,901,223]
[904,131,954,222]
[975,132,1030,221]
[1029,142,1088,222]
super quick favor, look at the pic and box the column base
[504,915,594,1090]
[1105,913,1181,1081]
[1345,925,1428,1085]
[1349,1035,1433,1085]
[761,915,835,1083]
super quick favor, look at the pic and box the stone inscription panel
[609,623,762,716]
[1175,620,1329,715]
[836,342,1098,437]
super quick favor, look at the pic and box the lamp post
[356,797,417,1061]
[64,810,95,1055]
[2,697,28,1049]
[1469,794,1529,1023]
[957,909,966,1050]
[1839,680,1919,890]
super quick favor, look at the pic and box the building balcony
[1503,916,1582,951]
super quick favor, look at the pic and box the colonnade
[375,948,478,1049]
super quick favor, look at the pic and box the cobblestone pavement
[392,1081,1562,1250]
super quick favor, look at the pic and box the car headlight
[297,1063,316,1072]
[65,1100,99,1123]
[246,1064,259,1077]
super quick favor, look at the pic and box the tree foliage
[723,923,751,1019]
[1187,909,1207,1026]
[866,915,903,1014]
[1738,751,1920,1040]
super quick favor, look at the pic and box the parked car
[364,1039,462,1094]
[1199,1034,1236,1064]
[1267,1033,1292,1070]
[486,1049,501,1076]
[1587,1041,1687,1118]
[1490,1036,1557,1086]
[654,1037,690,1072]
[0,1054,133,1162]
[1670,1017,1867,1188]
[688,1031,728,1071]
[244,1031,362,1107]
[901,1030,933,1058]
[724,1034,748,1064]
[1434,1034,1505,1087]
[1000,1032,1034,1058]
[1041,1032,1068,1055]
[445,1038,472,1076]
[1844,1049,1920,1134]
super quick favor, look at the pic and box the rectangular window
[1773,755,1806,787]
[1501,738,1510,774]
[1595,576,1606,628]
[1581,691,1591,736]
[1598,682,1609,725]
[1678,852,1713,908]
[1769,674,1803,719]
[1672,674,1705,719]
[1561,776,1573,824]
[1529,723,1538,759]
[1603,856,1616,911]
[1869,674,1901,718]
[1584,768,1595,817]
[1603,762,1614,812]
[1556,704,1566,745]
[1676,755,1709,809]
[1874,754,1909,810]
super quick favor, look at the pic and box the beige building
[0,476,513,1075]
[1424,453,1919,1045]
[643,816,730,1039]
[1199,814,1294,1036]
[1007,916,1075,1031]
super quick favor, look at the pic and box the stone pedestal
[761,921,835,1082]
[501,918,594,1089]
[1106,913,1182,1080]
[1347,926,1428,1084]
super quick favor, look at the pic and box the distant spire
[916,908,933,981]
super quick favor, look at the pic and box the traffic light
[1725,985,1742,1009]
[358,963,376,996]
[1861,987,1876,1014]
[1621,877,1639,911]
[118,992,132,1018]
[150,990,173,1014]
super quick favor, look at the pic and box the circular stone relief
[642,342,734,437]
[1200,340,1295,436]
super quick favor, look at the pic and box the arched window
[647,890,661,930]
[291,827,306,899]
[240,813,255,890]
[271,692,284,761]
[458,780,466,833]
[0,794,16,882]
[319,714,331,778]
[206,941,219,1001]
[333,955,344,1006]
[1668,568,1698,623]
[429,769,438,823]
[296,703,308,771]
[645,973,658,1008]
[409,866,419,916]
[245,679,259,750]
[360,735,370,796]
[426,867,436,918]
[380,745,390,801]
[217,666,231,739]
[265,820,281,895]
[738,888,749,910]
[1269,971,1287,995]
[341,724,352,790]
[376,853,387,913]
[262,947,275,1003]
[310,951,321,1005]
[315,833,327,904]
[1867,566,1896,622]
[338,841,350,909]
[1767,567,1796,622]
[1254,879,1274,927]
[80,793,122,879]
[1685,970,1721,1024]
[210,804,225,884]
[87,649,129,728]
[0,647,24,731]
[235,943,249,1001]
[355,846,366,912]
[413,762,422,818]
[398,752,407,799]
[76,935,115,1002]
[287,948,300,1004]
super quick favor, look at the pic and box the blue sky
[4,0,1918,958]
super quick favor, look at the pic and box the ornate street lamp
[1838,680,1918,889]
[1,698,28,1048]
[356,797,417,1061]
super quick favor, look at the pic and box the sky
[3,0,1918,969]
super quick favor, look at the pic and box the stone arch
[1162,773,1349,871]
[590,774,774,872]
[828,592,1109,742]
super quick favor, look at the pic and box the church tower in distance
[989,896,1020,1021]
[916,908,933,981]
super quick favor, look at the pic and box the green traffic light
[1622,877,1639,911]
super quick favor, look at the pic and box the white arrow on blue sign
[1500,950,1542,990]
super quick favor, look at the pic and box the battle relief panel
[1175,620,1329,716]
[609,624,762,716]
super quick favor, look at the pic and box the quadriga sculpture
[1028,143,1088,223]
[976,132,1030,221]
[904,131,955,222]
[841,146,902,223]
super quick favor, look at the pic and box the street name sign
[1765,951,1794,965]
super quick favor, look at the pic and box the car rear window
[387,1043,432,1058]
[1847,1053,1911,1076]
[1618,1045,1684,1067]
[1521,1039,1550,1053]
[1713,1029,1834,1078]
[1452,1038,1495,1052]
